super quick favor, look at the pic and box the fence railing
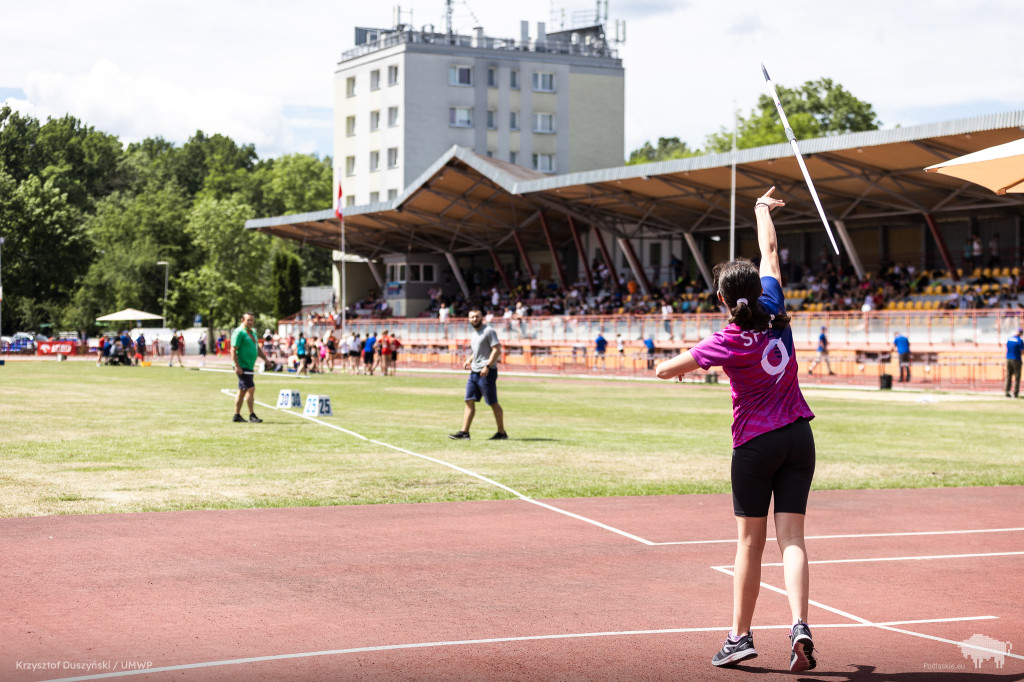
[282,309,1024,351]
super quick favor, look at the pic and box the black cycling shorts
[731,418,815,517]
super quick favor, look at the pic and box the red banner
[37,341,78,355]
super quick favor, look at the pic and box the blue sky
[3,0,1023,161]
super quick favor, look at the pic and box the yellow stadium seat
[914,300,924,310]
[971,268,981,278]
[982,268,992,278]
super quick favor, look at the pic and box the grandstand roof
[245,110,1024,263]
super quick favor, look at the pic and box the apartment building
[334,19,625,207]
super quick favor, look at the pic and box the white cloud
[2,0,1023,162]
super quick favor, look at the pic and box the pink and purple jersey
[689,277,814,448]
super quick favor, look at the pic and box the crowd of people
[415,256,1024,324]
[96,330,190,367]
[260,329,402,376]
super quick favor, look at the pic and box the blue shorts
[237,372,255,391]
[465,368,498,405]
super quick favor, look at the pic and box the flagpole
[336,177,346,331]
[729,101,737,262]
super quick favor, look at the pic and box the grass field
[1,361,1020,517]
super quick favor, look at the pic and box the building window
[387,189,398,200]
[387,147,399,168]
[487,67,497,88]
[487,110,497,129]
[649,242,662,267]
[510,70,519,89]
[510,150,518,165]
[404,264,436,282]
[388,264,407,282]
[533,112,555,133]
[345,195,356,207]
[448,107,473,127]
[486,149,494,157]
[345,155,356,176]
[509,111,519,130]
[346,115,356,136]
[532,153,554,173]
[448,65,473,86]
[370,69,381,90]
[388,64,399,86]
[369,150,380,172]
[532,72,555,92]
[346,76,356,97]
[370,110,380,131]
[369,191,380,203]
[388,106,399,127]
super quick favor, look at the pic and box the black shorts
[237,372,255,391]
[364,351,374,365]
[731,418,815,517]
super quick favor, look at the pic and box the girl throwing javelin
[656,186,817,672]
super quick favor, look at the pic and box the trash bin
[880,373,893,390]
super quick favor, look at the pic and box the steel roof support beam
[489,249,513,293]
[923,213,959,282]
[445,251,471,298]
[512,230,535,279]
[567,217,595,296]
[617,235,653,296]
[539,212,569,290]
[832,220,865,280]
[590,223,622,293]
[682,231,714,290]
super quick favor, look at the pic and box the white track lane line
[225,392,655,545]
[38,617,999,682]
[711,566,1024,663]
[649,527,1024,546]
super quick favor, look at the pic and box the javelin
[191,367,309,379]
[761,63,840,254]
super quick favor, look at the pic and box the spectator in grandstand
[1006,328,1023,398]
[808,326,835,376]
[449,308,506,441]
[892,331,911,383]
[654,186,817,673]
[989,233,1002,268]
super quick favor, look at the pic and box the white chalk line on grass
[711,565,1024,664]
[39,616,998,682]
[224,391,654,545]
[222,391,1024,548]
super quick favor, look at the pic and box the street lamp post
[156,261,169,324]
[0,237,5,339]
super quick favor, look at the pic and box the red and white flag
[334,181,344,222]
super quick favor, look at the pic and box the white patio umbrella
[924,137,1024,195]
[96,307,164,322]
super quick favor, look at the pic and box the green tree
[272,249,303,320]
[626,137,700,165]
[704,78,881,153]
[255,153,334,286]
[0,170,83,334]
[176,195,271,330]
[67,183,192,331]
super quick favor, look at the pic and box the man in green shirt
[231,312,270,423]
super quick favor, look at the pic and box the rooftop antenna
[445,0,453,39]
[393,5,413,29]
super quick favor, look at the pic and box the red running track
[2,487,1023,681]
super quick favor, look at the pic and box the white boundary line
[649,527,1024,546]
[38,616,999,682]
[225,392,655,545]
[711,565,1024,664]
